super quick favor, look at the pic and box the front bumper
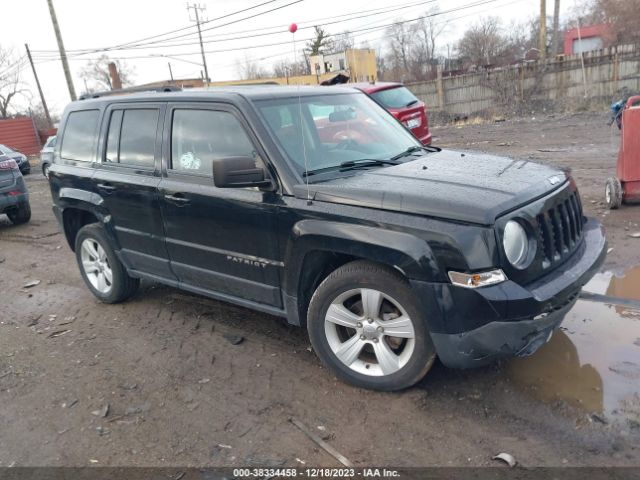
[411,217,606,368]
[18,160,30,173]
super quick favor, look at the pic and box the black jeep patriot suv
[49,86,606,391]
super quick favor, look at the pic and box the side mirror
[212,156,271,189]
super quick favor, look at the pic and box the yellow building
[211,48,377,87]
[309,48,377,83]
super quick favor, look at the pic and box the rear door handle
[164,193,190,205]
[97,183,116,192]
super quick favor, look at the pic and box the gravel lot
[0,112,638,468]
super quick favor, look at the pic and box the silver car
[40,135,56,178]
[0,144,29,175]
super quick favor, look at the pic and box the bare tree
[596,0,640,43]
[385,21,414,79]
[79,54,135,92]
[501,18,539,61]
[409,8,449,79]
[235,53,269,80]
[0,47,28,118]
[563,0,602,27]
[333,31,355,53]
[27,101,60,130]
[272,56,307,77]
[457,17,504,67]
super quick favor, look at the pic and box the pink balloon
[288,23,298,33]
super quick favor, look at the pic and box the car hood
[294,150,567,225]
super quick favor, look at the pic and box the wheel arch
[61,207,102,251]
[283,220,442,327]
[56,187,117,252]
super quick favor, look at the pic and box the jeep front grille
[536,191,584,269]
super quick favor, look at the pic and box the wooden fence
[405,44,640,116]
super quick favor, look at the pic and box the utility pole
[551,0,560,56]
[539,0,547,60]
[108,62,122,90]
[24,43,52,129]
[168,62,174,81]
[46,0,76,101]
[187,3,210,85]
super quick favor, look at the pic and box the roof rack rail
[78,85,182,100]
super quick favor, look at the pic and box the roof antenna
[289,22,312,206]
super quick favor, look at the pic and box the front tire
[74,224,139,303]
[307,260,436,391]
[605,177,623,209]
[7,202,31,225]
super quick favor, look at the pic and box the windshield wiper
[302,159,400,177]
[390,145,441,161]
[406,99,419,107]
[339,159,400,169]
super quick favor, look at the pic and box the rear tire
[307,260,436,391]
[74,223,139,303]
[7,202,31,225]
[42,163,50,179]
[605,176,622,209]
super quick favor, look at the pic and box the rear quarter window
[60,110,100,162]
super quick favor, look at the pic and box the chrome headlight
[503,220,533,269]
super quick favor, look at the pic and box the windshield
[256,93,421,179]
[370,86,419,109]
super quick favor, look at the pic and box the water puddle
[507,266,640,423]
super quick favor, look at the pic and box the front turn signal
[448,269,507,289]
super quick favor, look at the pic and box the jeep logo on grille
[547,175,562,185]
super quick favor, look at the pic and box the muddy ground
[0,112,639,468]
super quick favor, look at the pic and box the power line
[33,0,307,59]
[32,0,525,67]
[53,0,283,57]
[33,0,506,61]
[35,0,437,54]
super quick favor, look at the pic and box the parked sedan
[350,82,432,145]
[0,155,30,225]
[0,144,30,174]
[40,135,56,178]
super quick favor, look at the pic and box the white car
[40,135,56,178]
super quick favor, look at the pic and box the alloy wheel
[324,288,416,376]
[80,238,113,294]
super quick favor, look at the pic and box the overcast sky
[3,0,576,117]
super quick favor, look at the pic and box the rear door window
[104,108,159,168]
[60,110,100,162]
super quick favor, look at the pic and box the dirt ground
[0,112,639,468]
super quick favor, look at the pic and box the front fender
[283,219,445,296]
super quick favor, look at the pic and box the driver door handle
[164,193,191,205]
[97,183,116,192]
